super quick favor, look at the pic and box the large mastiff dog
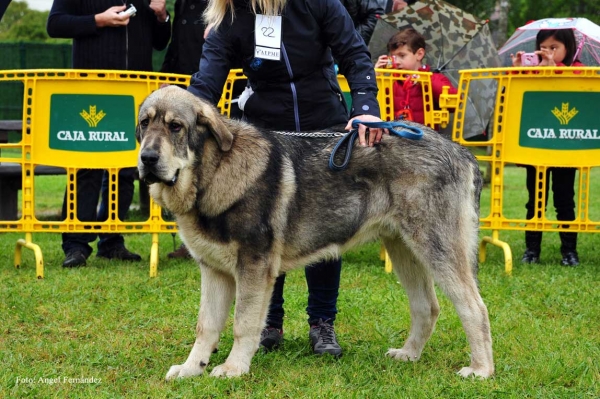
[136,86,494,379]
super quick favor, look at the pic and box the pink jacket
[392,64,457,125]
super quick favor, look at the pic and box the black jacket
[341,0,384,45]
[160,0,208,75]
[47,0,171,71]
[188,0,380,132]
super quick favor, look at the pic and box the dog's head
[136,85,233,187]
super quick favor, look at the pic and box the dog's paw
[457,366,494,379]
[209,362,249,378]
[165,363,205,380]
[386,348,420,362]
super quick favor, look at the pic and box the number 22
[261,27,275,38]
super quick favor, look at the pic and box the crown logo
[551,102,578,125]
[80,105,106,127]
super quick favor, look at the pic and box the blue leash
[328,120,424,171]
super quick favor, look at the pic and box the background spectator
[340,0,384,45]
[374,27,457,125]
[47,0,171,267]
[511,28,582,267]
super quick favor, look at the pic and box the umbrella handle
[573,35,585,62]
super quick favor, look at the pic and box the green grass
[1,167,599,398]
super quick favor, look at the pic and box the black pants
[61,168,136,257]
[524,165,577,253]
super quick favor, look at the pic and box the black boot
[522,231,542,264]
[559,232,579,266]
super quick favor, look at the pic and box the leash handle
[351,120,424,140]
[328,120,424,171]
[328,130,358,171]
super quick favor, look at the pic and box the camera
[118,4,137,17]
[385,56,398,69]
[521,52,539,66]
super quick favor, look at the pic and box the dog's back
[257,125,482,274]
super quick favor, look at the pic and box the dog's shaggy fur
[136,86,494,379]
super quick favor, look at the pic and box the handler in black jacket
[189,0,386,356]
[47,0,171,268]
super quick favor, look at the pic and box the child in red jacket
[375,27,457,125]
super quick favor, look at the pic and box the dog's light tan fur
[136,86,494,380]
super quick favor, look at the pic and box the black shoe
[167,244,191,259]
[309,319,342,357]
[561,251,579,267]
[62,250,87,268]
[97,246,142,262]
[260,327,283,352]
[521,249,540,264]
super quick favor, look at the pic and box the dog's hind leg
[210,256,278,377]
[433,266,494,378]
[382,237,440,363]
[165,262,235,380]
[399,223,494,378]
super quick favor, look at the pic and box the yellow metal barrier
[444,67,600,273]
[0,69,189,278]
[0,68,449,278]
[341,69,450,128]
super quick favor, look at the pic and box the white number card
[255,15,282,61]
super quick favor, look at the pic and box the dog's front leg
[166,263,235,380]
[210,258,276,377]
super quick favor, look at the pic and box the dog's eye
[169,122,182,132]
[140,119,149,128]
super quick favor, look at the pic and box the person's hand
[95,5,130,28]
[149,0,168,22]
[537,49,556,66]
[346,115,388,147]
[510,51,524,67]
[391,0,408,12]
[375,55,390,69]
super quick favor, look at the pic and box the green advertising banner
[519,91,600,150]
[49,94,136,152]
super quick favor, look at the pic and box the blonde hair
[204,0,287,29]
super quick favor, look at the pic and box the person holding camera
[375,27,457,126]
[46,1,171,267]
[511,29,583,267]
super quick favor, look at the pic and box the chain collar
[271,130,347,138]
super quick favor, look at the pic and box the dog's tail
[470,157,484,286]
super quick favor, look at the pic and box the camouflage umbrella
[368,0,501,138]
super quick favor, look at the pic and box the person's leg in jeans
[260,273,286,350]
[97,167,140,260]
[305,257,342,356]
[61,169,103,266]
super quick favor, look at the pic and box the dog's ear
[135,122,142,144]
[195,100,233,152]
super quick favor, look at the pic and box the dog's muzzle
[139,148,179,186]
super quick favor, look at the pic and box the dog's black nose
[140,149,159,166]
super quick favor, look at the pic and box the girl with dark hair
[511,28,583,267]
